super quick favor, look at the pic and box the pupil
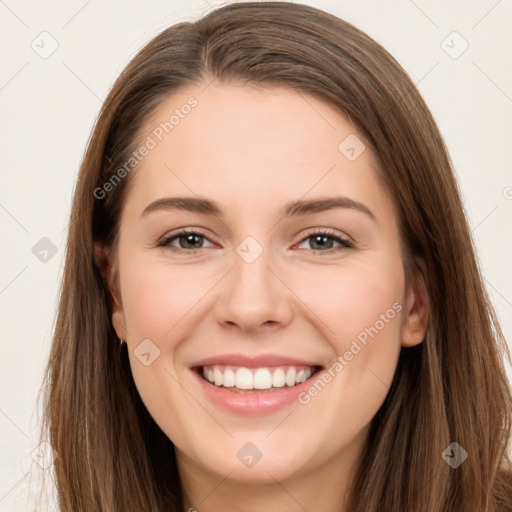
[312,235,332,250]
[182,234,202,249]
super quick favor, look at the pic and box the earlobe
[110,278,127,341]
[401,257,430,348]
[94,241,127,340]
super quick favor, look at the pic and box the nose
[214,248,294,334]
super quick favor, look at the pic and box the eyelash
[157,227,354,254]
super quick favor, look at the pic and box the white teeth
[253,368,272,389]
[213,367,223,386]
[285,367,296,386]
[235,368,253,389]
[223,368,236,387]
[272,368,286,387]
[200,364,316,390]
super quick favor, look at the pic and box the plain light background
[1,1,511,509]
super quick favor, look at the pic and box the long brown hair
[39,2,512,510]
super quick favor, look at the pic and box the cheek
[120,258,214,341]
[118,257,221,415]
[289,261,405,433]
[289,257,404,408]
[118,258,216,435]
[287,258,405,346]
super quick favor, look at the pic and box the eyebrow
[141,195,376,222]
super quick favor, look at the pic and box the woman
[40,2,512,510]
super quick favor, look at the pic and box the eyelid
[157,226,354,251]
[294,227,354,251]
[157,227,216,248]
[297,226,352,242]
[158,226,209,239]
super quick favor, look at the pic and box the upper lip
[190,353,323,369]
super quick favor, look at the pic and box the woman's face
[107,83,427,486]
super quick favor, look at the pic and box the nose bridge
[234,244,273,292]
[215,235,292,331]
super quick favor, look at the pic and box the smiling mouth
[193,364,323,393]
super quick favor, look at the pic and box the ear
[94,241,127,341]
[401,257,430,347]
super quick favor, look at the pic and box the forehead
[142,82,367,164]
[124,82,392,221]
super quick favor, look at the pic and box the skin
[103,82,429,512]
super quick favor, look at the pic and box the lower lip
[190,368,321,415]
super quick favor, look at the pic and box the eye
[296,228,354,252]
[157,228,354,253]
[157,229,214,251]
